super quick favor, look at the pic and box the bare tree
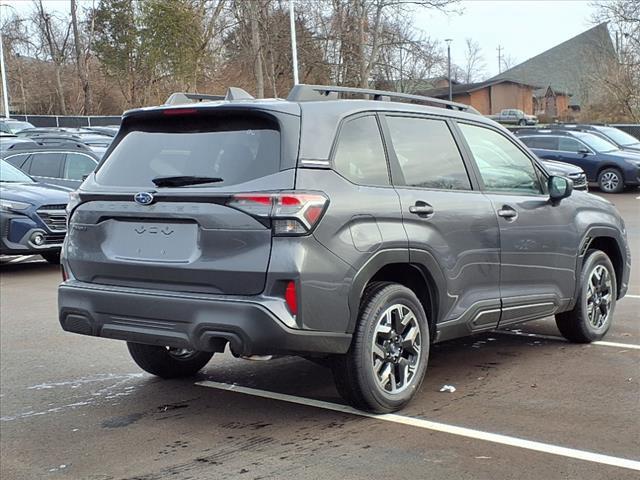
[32,0,72,114]
[463,37,485,83]
[70,0,94,114]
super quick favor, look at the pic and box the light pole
[445,38,453,101]
[289,0,299,85]
[0,2,15,118]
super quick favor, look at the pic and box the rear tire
[127,343,213,378]
[332,282,429,413]
[41,251,60,264]
[597,167,624,193]
[555,250,617,343]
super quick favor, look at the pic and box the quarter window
[459,123,542,194]
[333,116,389,186]
[386,116,471,190]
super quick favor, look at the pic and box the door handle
[409,202,434,216]
[497,206,518,219]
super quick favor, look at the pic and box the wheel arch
[577,228,626,301]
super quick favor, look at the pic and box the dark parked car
[0,160,69,263]
[516,129,640,193]
[537,158,587,190]
[2,141,100,189]
[547,124,640,154]
[17,129,112,158]
[58,85,631,413]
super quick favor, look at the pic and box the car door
[457,122,580,326]
[381,114,501,338]
[555,136,599,182]
[24,152,65,186]
[62,152,98,189]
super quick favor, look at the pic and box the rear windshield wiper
[151,175,224,187]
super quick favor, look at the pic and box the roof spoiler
[287,84,479,114]
[164,88,254,105]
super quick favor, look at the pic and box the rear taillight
[227,192,328,236]
[285,281,298,315]
[61,264,68,282]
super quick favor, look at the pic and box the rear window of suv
[95,112,281,188]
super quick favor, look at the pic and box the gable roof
[488,23,617,107]
[418,78,541,99]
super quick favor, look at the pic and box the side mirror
[549,175,573,201]
[578,148,591,156]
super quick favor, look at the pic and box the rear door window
[64,153,97,180]
[520,136,559,150]
[29,153,64,178]
[332,115,389,186]
[386,116,471,190]
[96,114,281,188]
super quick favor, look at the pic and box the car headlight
[0,199,31,212]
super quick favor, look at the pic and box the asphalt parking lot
[1,191,638,480]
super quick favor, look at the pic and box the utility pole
[445,38,452,101]
[497,45,503,74]
[0,27,9,118]
[289,0,299,85]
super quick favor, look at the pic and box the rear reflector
[285,281,297,315]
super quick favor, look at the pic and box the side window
[64,153,96,180]
[29,153,64,178]
[558,137,585,153]
[459,123,543,195]
[520,136,558,150]
[386,116,471,190]
[3,153,30,169]
[333,116,389,186]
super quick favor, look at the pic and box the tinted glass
[65,153,97,180]
[575,132,617,152]
[520,136,558,150]
[459,123,542,194]
[0,160,34,183]
[29,153,64,178]
[96,115,280,188]
[333,116,389,185]
[597,126,640,147]
[3,153,30,168]
[386,117,471,190]
[558,137,584,152]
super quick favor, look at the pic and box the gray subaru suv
[58,85,631,413]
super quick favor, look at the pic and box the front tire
[556,250,617,343]
[127,343,214,378]
[597,167,624,193]
[518,119,526,126]
[332,282,429,413]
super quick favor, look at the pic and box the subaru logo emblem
[134,192,154,205]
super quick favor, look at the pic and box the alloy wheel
[586,265,613,329]
[371,304,422,394]
[600,172,620,192]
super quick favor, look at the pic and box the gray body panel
[58,94,631,356]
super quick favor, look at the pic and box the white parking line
[626,294,640,299]
[495,330,640,350]
[196,380,640,471]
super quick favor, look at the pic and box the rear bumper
[58,281,352,356]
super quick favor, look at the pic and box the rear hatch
[66,106,300,295]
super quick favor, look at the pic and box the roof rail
[287,84,479,114]
[165,88,255,105]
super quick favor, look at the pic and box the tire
[332,282,430,413]
[518,119,526,126]
[597,167,624,193]
[555,249,617,343]
[41,251,60,264]
[127,342,214,378]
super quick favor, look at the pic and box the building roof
[418,78,542,99]
[488,23,617,107]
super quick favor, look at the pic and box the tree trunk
[248,0,264,98]
[54,65,67,115]
[71,0,92,114]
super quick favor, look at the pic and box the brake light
[227,192,328,236]
[162,108,198,116]
[285,281,297,315]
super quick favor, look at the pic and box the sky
[2,0,601,78]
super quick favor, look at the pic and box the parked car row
[514,125,640,193]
